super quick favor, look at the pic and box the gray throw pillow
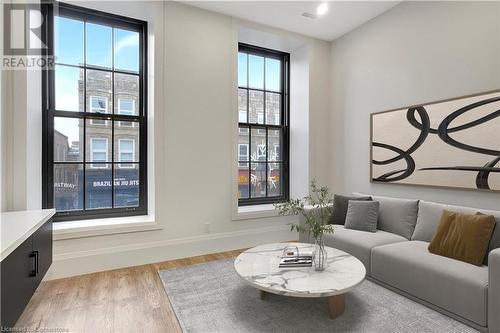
[330,194,372,225]
[344,200,379,232]
[354,193,419,239]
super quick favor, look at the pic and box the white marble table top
[234,242,366,298]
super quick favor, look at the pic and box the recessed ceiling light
[316,3,328,16]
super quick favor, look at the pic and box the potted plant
[274,180,334,271]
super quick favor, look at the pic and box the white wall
[330,1,500,210]
[290,44,310,200]
[4,0,499,278]
[1,0,43,212]
[0,3,3,213]
[309,39,332,186]
[0,1,331,279]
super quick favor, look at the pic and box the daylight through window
[43,3,147,220]
[237,44,289,205]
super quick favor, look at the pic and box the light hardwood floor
[15,249,245,333]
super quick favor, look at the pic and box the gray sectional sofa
[299,194,500,332]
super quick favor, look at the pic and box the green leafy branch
[274,180,335,241]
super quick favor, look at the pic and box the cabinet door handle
[35,251,39,275]
[29,251,39,277]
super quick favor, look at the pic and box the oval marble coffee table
[234,242,366,319]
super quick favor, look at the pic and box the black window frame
[238,43,290,206]
[41,2,148,221]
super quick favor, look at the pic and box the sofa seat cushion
[322,226,407,274]
[371,241,488,326]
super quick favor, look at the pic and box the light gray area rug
[158,259,477,333]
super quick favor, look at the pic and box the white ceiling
[184,1,401,41]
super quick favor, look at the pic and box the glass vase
[314,237,327,271]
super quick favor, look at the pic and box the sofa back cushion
[353,193,419,239]
[412,201,447,242]
[330,194,372,225]
[413,200,500,265]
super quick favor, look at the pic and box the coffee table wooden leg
[327,294,345,319]
[260,290,268,300]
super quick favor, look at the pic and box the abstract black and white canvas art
[371,90,500,191]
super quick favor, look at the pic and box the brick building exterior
[237,89,282,199]
[53,70,140,210]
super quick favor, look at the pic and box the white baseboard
[45,225,296,280]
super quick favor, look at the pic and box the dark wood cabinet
[31,220,53,287]
[1,218,53,328]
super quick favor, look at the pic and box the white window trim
[118,98,135,115]
[34,4,158,234]
[90,137,108,169]
[90,95,108,126]
[118,138,135,168]
[53,214,159,240]
[118,98,135,127]
[231,36,308,222]
[90,95,108,113]
[257,112,264,124]
[233,204,280,221]
[119,121,134,128]
[90,118,107,126]
[238,143,248,167]
[90,96,109,126]
[238,110,247,123]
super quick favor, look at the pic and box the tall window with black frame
[237,44,290,206]
[42,3,147,221]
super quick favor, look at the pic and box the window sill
[53,215,161,240]
[232,204,281,221]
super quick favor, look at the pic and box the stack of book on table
[279,249,313,268]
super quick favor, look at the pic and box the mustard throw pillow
[428,210,495,266]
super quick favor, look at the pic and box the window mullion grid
[284,55,289,199]
[82,21,87,211]
[263,57,268,198]
[283,57,288,200]
[246,53,249,124]
[138,23,146,210]
[263,58,266,126]
[246,52,251,199]
[53,62,138,77]
[265,126,268,197]
[111,97,115,209]
[46,6,147,220]
[239,87,281,94]
[82,114,87,210]
[111,26,115,209]
[248,124,252,199]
